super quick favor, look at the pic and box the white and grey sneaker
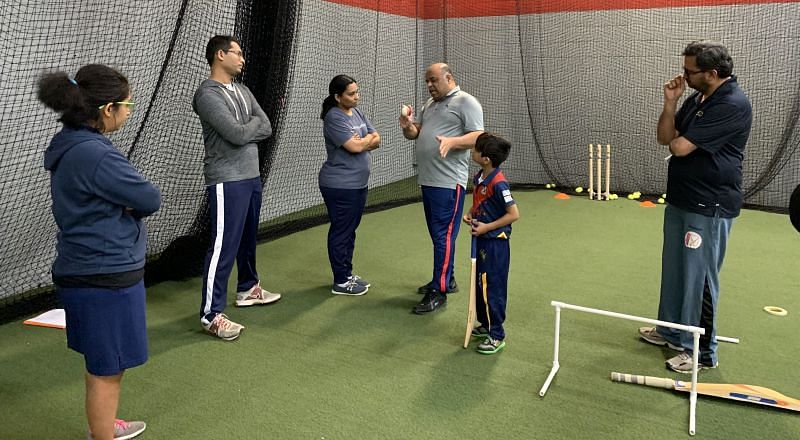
[638,326,683,351]
[665,352,718,374]
[332,279,368,296]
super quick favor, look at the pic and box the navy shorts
[58,280,148,376]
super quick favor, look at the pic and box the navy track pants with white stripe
[200,177,261,324]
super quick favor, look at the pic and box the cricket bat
[611,372,800,412]
[462,236,477,348]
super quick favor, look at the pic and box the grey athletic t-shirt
[415,86,484,188]
[192,79,272,186]
[319,107,375,189]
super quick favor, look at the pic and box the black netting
[2,0,798,321]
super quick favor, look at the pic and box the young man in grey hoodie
[192,35,280,341]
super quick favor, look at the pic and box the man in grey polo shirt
[399,63,484,314]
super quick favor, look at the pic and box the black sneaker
[471,326,489,338]
[412,291,447,314]
[417,279,459,295]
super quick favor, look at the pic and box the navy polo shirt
[667,76,752,218]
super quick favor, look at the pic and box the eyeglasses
[683,67,705,77]
[98,101,135,111]
[224,49,244,58]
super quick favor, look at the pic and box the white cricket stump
[538,301,740,436]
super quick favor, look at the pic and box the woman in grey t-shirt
[319,75,380,295]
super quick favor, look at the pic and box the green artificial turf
[1,190,798,439]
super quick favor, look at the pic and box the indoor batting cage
[1,0,798,322]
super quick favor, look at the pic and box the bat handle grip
[470,236,477,259]
[611,372,675,389]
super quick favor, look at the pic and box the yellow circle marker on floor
[763,306,788,316]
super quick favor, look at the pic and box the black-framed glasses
[683,67,705,76]
[224,49,244,58]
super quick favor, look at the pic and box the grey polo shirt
[415,86,484,188]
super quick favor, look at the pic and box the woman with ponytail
[318,75,380,296]
[38,64,160,440]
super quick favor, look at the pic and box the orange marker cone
[639,201,657,208]
[555,193,571,200]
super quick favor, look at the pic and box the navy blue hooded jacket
[43,125,161,277]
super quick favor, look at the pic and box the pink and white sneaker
[87,419,146,440]
[235,283,281,307]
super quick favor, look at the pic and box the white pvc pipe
[539,364,560,397]
[550,301,705,334]
[539,306,562,396]
[716,335,739,344]
[541,301,742,436]
[689,331,700,436]
[549,301,739,342]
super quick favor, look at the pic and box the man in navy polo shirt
[638,41,752,373]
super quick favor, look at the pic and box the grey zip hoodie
[192,79,272,185]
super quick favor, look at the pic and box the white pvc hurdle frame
[538,301,737,436]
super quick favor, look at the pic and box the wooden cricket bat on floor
[611,372,800,412]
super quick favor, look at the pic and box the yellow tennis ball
[575,187,583,193]
[627,194,634,200]
[658,198,665,204]
[662,193,667,198]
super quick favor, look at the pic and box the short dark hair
[37,64,130,131]
[475,132,511,168]
[682,41,733,78]
[205,35,239,67]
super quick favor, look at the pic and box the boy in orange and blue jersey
[463,133,520,354]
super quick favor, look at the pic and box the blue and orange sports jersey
[470,168,515,239]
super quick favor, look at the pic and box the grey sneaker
[332,279,368,295]
[476,337,506,355]
[349,275,371,288]
[235,283,281,307]
[638,326,683,351]
[203,313,244,341]
[665,352,718,374]
[87,419,146,440]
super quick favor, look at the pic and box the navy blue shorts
[58,280,148,376]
